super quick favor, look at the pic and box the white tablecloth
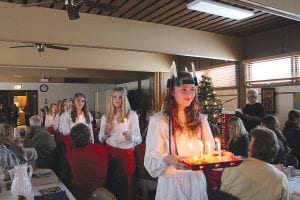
[289,169,300,200]
[0,169,75,200]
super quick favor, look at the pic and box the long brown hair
[163,71,201,136]
[71,93,90,123]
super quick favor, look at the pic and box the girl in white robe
[144,71,215,200]
[59,93,94,143]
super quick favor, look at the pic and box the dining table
[0,168,75,200]
[289,169,300,200]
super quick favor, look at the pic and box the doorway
[0,90,38,126]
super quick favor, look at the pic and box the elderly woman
[236,89,265,133]
[221,127,289,200]
[66,123,108,200]
[23,115,56,168]
[0,123,26,169]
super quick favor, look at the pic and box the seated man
[66,123,108,200]
[220,127,289,200]
[23,115,56,168]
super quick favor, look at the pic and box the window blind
[246,55,300,86]
[196,64,236,88]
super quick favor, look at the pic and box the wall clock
[40,84,48,92]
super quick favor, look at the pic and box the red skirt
[106,144,136,200]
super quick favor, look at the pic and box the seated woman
[0,123,27,169]
[66,123,108,200]
[221,127,289,200]
[282,109,300,167]
[261,115,289,165]
[227,117,249,157]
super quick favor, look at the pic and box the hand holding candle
[123,118,132,141]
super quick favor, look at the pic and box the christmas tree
[198,74,223,127]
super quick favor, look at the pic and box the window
[246,55,300,86]
[196,64,236,88]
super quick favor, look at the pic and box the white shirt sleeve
[128,111,142,147]
[44,113,51,128]
[98,115,107,143]
[144,113,169,178]
[59,112,71,135]
[88,112,94,144]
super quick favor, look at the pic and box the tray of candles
[180,151,243,170]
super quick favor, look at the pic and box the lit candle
[124,118,130,131]
[199,140,203,159]
[206,141,212,155]
[215,138,221,157]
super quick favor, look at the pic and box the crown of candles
[167,61,198,88]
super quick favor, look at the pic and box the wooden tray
[181,158,243,170]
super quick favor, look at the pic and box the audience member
[23,115,56,168]
[0,123,26,169]
[261,115,290,165]
[66,123,108,200]
[221,127,289,200]
[227,117,249,157]
[98,87,141,200]
[282,109,300,166]
[10,103,19,128]
[24,102,33,126]
[236,89,265,132]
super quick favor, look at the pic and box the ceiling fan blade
[46,45,69,51]
[10,45,36,48]
[21,0,62,7]
[84,1,117,12]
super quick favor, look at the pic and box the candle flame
[188,142,194,150]
[215,138,220,143]
[124,118,127,123]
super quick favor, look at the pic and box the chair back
[90,187,117,200]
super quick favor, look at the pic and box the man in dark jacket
[282,109,300,167]
[23,115,56,168]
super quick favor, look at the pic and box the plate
[33,169,51,176]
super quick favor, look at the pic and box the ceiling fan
[10,43,69,52]
[22,0,118,20]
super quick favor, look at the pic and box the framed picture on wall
[261,87,276,114]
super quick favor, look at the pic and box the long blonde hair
[228,117,248,144]
[105,87,131,123]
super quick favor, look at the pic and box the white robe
[59,110,94,143]
[144,111,215,200]
[98,111,142,149]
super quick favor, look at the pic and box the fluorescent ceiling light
[187,0,255,20]
[0,66,68,70]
